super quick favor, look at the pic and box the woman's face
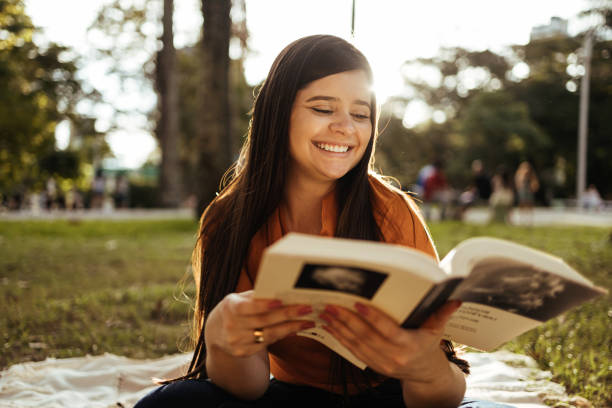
[287,70,372,186]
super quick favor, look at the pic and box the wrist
[398,346,449,384]
[400,349,465,408]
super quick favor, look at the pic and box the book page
[443,303,541,350]
[441,237,595,286]
[443,258,605,349]
[449,258,604,322]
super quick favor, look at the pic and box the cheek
[357,124,372,151]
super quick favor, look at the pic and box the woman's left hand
[319,300,461,382]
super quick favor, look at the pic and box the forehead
[297,70,372,103]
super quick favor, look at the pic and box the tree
[375,113,455,189]
[89,0,250,210]
[399,48,511,122]
[176,45,253,201]
[156,0,181,207]
[456,91,550,174]
[195,0,232,215]
[509,35,612,197]
[0,0,94,199]
[384,18,612,198]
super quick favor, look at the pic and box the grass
[0,220,199,365]
[0,219,610,406]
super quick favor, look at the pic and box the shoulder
[367,173,421,224]
[368,173,439,261]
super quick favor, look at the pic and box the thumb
[420,300,462,333]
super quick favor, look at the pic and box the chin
[319,168,353,181]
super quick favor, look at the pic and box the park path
[1,207,612,227]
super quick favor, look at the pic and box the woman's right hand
[204,290,315,358]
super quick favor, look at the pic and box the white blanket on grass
[0,351,571,408]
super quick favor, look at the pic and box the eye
[311,107,333,114]
[351,113,370,120]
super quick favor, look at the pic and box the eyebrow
[305,95,371,109]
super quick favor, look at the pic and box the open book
[253,233,606,369]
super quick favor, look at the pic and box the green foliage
[376,115,454,188]
[0,0,98,196]
[378,19,612,198]
[457,91,550,172]
[128,183,160,208]
[401,47,510,117]
[39,150,80,179]
[89,0,252,202]
[509,36,612,197]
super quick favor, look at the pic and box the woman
[136,35,511,408]
[489,167,514,224]
[514,161,539,225]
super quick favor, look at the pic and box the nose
[329,111,356,135]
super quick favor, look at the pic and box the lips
[314,142,351,153]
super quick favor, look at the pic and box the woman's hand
[205,290,315,357]
[204,290,316,400]
[319,300,462,382]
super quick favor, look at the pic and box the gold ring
[253,328,264,344]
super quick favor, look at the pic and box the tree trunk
[196,0,232,216]
[158,0,182,207]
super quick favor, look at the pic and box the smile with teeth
[315,142,351,153]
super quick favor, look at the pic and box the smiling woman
[134,35,512,408]
[288,70,372,190]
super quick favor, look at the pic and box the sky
[24,0,591,169]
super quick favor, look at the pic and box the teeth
[316,143,349,153]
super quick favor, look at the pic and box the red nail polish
[355,303,368,316]
[297,305,313,315]
[324,305,339,317]
[268,300,283,309]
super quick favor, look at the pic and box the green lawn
[0,220,610,406]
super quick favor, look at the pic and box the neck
[282,172,335,234]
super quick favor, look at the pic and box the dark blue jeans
[134,378,514,408]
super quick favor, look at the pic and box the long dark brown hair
[172,34,468,389]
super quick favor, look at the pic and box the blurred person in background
[458,159,492,219]
[423,160,451,220]
[90,168,106,209]
[514,161,539,225]
[113,172,130,209]
[489,167,514,224]
[581,184,603,211]
[471,160,491,204]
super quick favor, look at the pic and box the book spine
[401,278,463,329]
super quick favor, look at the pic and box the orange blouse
[232,174,438,392]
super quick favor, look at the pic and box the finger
[321,318,394,375]
[320,307,401,361]
[255,320,316,345]
[229,291,284,316]
[322,305,378,341]
[322,323,371,361]
[324,304,406,350]
[240,304,313,329]
[351,302,404,341]
[420,300,462,333]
